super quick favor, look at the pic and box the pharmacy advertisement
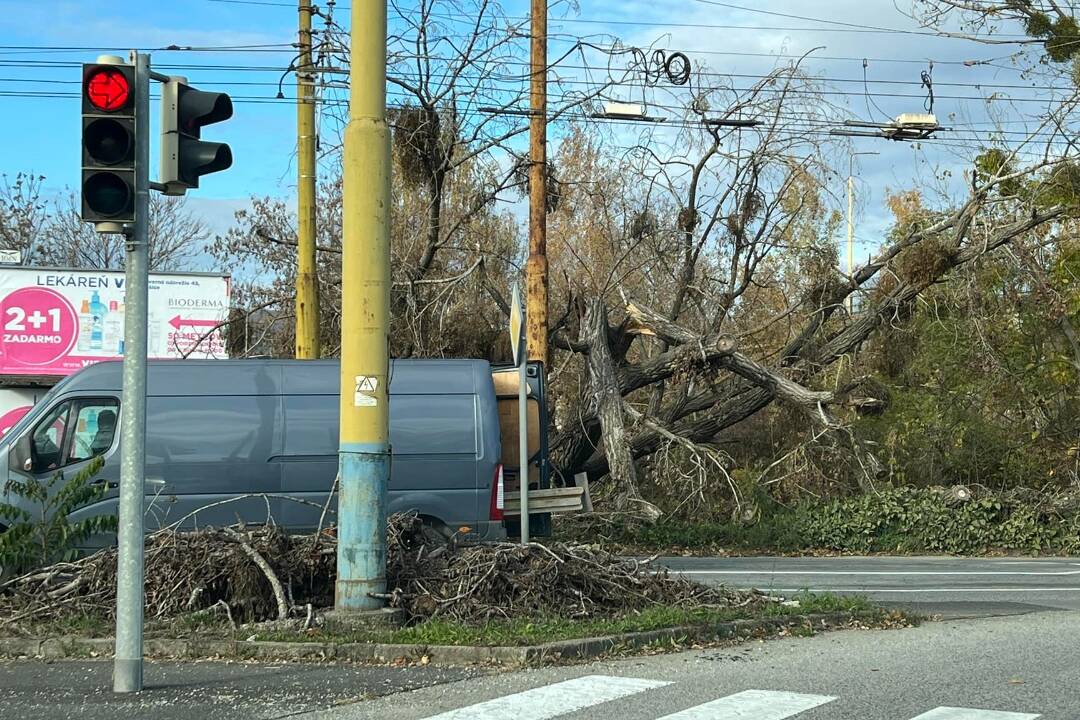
[0,267,230,377]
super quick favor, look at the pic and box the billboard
[0,267,230,377]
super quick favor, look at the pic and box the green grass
[30,611,112,638]
[253,591,879,647]
[7,591,883,648]
[765,590,875,615]
[602,514,807,553]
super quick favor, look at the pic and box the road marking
[419,675,671,720]
[657,689,835,720]
[908,707,1040,720]
[669,569,1080,576]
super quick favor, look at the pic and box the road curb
[0,611,881,667]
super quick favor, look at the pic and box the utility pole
[336,0,391,612]
[295,0,320,359]
[846,151,877,313]
[525,0,548,364]
[114,50,151,694]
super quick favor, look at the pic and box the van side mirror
[9,435,32,474]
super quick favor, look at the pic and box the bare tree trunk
[582,298,661,519]
[583,299,636,487]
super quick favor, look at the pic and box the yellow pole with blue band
[336,0,391,611]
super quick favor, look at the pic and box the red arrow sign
[169,315,219,330]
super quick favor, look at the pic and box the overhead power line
[201,0,1039,38]
[1,53,1070,96]
[0,86,1067,145]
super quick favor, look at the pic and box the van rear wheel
[418,517,453,549]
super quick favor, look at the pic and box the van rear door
[491,361,551,536]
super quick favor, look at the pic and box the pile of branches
[0,513,757,632]
[0,522,334,630]
[383,515,750,623]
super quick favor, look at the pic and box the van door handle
[92,478,120,490]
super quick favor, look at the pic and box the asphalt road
[304,610,1080,720]
[0,659,485,720]
[656,555,1080,617]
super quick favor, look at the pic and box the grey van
[0,359,549,545]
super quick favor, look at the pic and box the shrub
[795,487,1080,555]
[0,457,118,575]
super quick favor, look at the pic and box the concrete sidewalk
[0,658,485,720]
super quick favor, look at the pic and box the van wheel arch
[417,515,453,545]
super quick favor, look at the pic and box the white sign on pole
[509,282,526,366]
[509,281,530,543]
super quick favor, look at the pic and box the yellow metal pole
[295,0,320,358]
[525,0,548,364]
[336,0,391,611]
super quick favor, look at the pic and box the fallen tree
[552,197,1066,486]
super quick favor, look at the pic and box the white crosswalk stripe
[908,708,1041,720]
[417,678,1042,720]
[418,674,671,720]
[657,689,836,720]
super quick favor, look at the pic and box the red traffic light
[86,68,130,111]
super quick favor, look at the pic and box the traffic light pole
[336,0,391,612]
[113,50,151,693]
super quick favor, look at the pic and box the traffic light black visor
[83,172,132,218]
[84,118,133,166]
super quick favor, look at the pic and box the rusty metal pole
[525,0,547,365]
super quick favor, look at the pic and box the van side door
[143,393,283,531]
[279,393,339,531]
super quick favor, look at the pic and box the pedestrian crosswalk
[908,710,1039,720]
[420,675,670,720]
[419,676,1041,720]
[656,689,835,720]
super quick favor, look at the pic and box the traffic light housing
[81,61,136,223]
[161,79,233,195]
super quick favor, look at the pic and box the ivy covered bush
[582,486,1080,556]
[795,487,1080,555]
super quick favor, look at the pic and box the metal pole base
[112,658,144,693]
[335,447,389,611]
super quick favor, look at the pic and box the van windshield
[0,377,75,450]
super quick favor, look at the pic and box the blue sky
[0,0,1055,268]
[0,0,299,234]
